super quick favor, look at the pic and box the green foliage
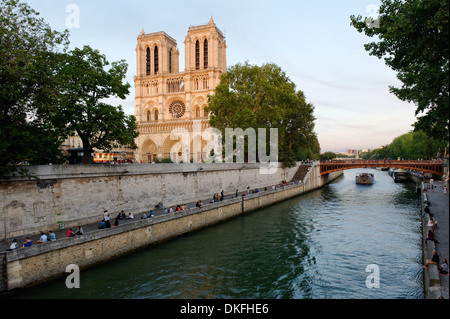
[153,157,173,163]
[319,152,337,161]
[205,62,320,167]
[362,130,446,160]
[350,0,449,141]
[0,0,69,174]
[51,45,139,164]
[1,0,139,172]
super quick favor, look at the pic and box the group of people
[423,250,448,275]
[6,180,307,252]
[422,194,448,276]
[6,227,83,250]
[98,210,135,229]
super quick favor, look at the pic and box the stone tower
[134,18,227,162]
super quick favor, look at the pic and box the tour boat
[392,169,409,183]
[356,173,374,185]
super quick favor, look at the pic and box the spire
[208,16,215,25]
[140,28,145,35]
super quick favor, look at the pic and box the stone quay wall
[0,162,305,241]
[1,163,342,291]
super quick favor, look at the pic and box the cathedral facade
[134,18,227,162]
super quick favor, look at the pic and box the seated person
[75,226,84,235]
[67,228,76,237]
[423,250,440,269]
[438,258,448,275]
[48,231,56,241]
[118,211,126,220]
[7,239,19,251]
[98,220,106,229]
[425,229,439,244]
[23,237,32,247]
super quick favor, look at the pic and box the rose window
[169,100,186,118]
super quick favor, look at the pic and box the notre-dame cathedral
[134,18,227,162]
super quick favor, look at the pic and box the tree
[0,0,69,174]
[319,152,337,161]
[350,0,449,142]
[54,46,138,164]
[364,130,445,160]
[205,62,319,167]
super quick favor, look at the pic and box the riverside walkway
[0,183,296,252]
[423,179,449,299]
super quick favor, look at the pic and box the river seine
[11,168,423,299]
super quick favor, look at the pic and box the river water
[10,168,423,299]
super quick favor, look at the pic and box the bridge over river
[319,159,444,176]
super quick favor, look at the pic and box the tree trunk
[82,139,92,164]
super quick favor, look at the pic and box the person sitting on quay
[23,237,32,247]
[104,213,111,228]
[423,250,440,269]
[98,220,106,229]
[126,212,134,219]
[7,239,18,251]
[76,226,84,235]
[37,231,48,244]
[149,210,154,217]
[196,200,203,208]
[48,230,56,241]
[438,258,448,275]
[118,211,126,220]
[67,228,76,237]
[141,212,148,219]
[425,229,440,244]
[429,216,438,230]
[423,204,431,217]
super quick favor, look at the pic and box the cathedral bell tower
[134,18,227,163]
[184,17,227,73]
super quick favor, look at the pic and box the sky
[25,0,418,153]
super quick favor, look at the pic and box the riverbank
[0,162,302,241]
[3,168,424,299]
[421,180,449,299]
[0,166,343,293]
